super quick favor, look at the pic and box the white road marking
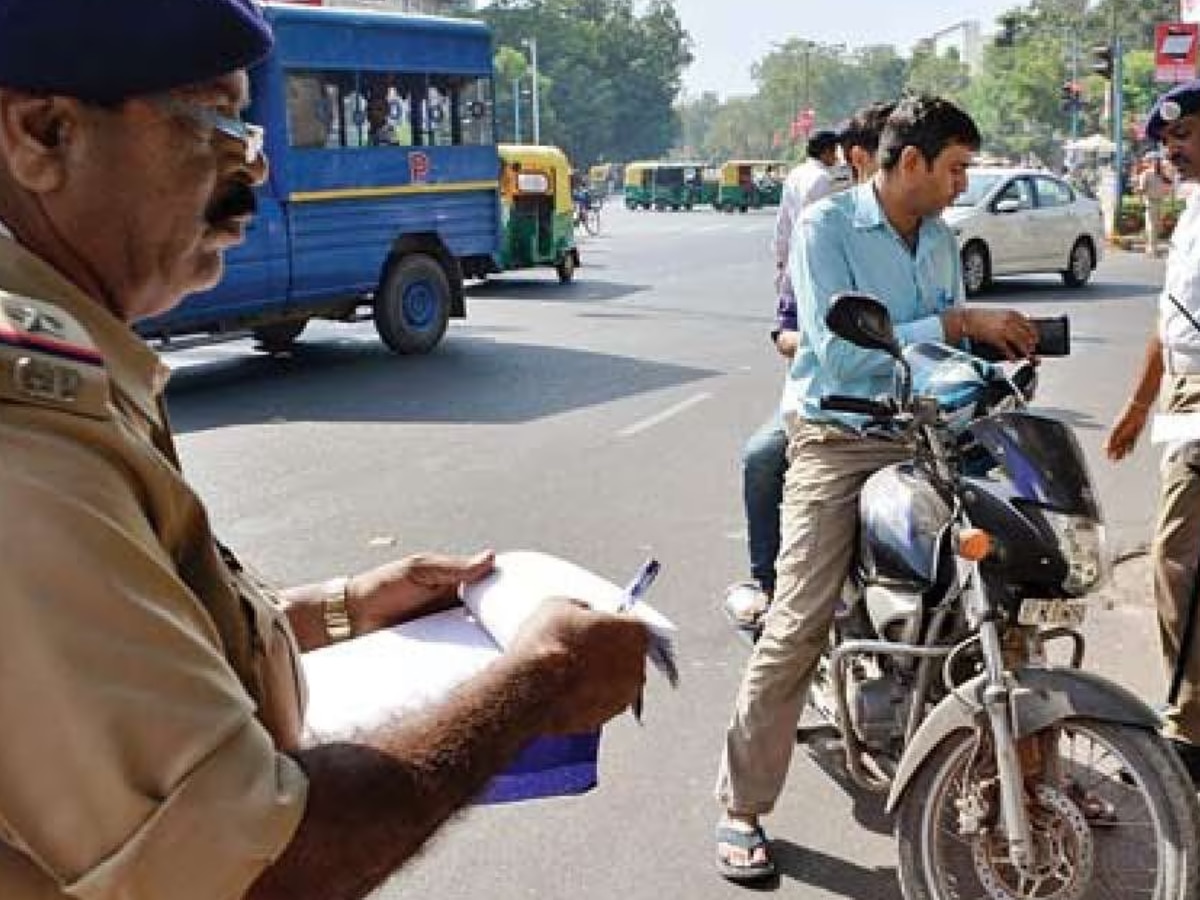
[618,392,712,437]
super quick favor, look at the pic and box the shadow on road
[970,276,1159,305]
[467,275,650,304]
[770,840,900,898]
[166,335,719,434]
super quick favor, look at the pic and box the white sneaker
[722,581,771,631]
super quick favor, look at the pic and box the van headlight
[1041,511,1108,595]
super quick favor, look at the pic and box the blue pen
[619,558,660,612]
[620,558,662,724]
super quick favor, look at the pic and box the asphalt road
[163,202,1169,900]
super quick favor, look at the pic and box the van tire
[252,318,307,354]
[375,254,451,354]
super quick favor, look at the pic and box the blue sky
[670,0,1021,97]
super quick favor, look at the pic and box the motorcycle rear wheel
[896,720,1200,900]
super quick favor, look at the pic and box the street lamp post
[513,78,521,142]
[521,36,540,145]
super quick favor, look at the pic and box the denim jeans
[741,411,789,594]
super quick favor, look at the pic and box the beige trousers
[716,422,909,815]
[1156,377,1200,743]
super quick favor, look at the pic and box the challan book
[300,550,676,803]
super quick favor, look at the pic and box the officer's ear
[0,90,75,192]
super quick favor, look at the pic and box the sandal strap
[715,824,768,850]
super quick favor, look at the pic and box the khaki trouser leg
[716,424,908,815]
[1157,379,1200,743]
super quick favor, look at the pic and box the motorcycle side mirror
[825,292,902,359]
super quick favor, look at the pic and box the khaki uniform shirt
[0,236,308,900]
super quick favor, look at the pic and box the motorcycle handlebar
[819,395,897,418]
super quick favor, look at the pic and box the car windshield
[953,171,1005,207]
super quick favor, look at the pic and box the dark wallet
[969,315,1070,360]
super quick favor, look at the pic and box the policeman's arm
[247,601,647,900]
[1105,334,1164,462]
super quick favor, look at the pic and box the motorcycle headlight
[1041,510,1109,595]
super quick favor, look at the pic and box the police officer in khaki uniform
[1107,79,1200,783]
[0,2,648,898]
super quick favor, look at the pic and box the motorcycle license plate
[1017,598,1088,628]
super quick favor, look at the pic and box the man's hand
[961,308,1039,360]
[348,550,496,635]
[508,599,649,735]
[1105,401,1152,461]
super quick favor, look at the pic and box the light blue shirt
[780,180,964,427]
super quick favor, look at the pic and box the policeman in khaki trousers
[1107,80,1200,783]
[0,2,648,899]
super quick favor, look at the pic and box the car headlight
[1041,510,1109,595]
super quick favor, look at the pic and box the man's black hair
[838,100,896,159]
[877,95,981,171]
[805,130,839,160]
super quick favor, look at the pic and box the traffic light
[1091,44,1113,80]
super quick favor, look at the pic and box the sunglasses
[155,98,265,164]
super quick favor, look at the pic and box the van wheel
[252,318,307,354]
[374,254,451,354]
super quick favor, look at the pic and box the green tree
[493,45,529,142]
[479,0,692,166]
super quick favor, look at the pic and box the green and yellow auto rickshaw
[624,161,655,209]
[497,144,579,283]
[714,160,787,212]
[651,162,706,210]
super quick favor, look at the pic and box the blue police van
[137,2,499,354]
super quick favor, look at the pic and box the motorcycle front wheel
[896,719,1200,900]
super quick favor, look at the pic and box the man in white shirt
[772,130,840,293]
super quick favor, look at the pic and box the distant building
[915,20,985,75]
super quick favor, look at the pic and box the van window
[285,70,493,150]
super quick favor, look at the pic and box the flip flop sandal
[715,823,776,883]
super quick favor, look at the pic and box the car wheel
[961,241,991,296]
[1062,238,1094,288]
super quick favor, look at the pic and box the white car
[943,167,1105,296]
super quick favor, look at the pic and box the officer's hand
[348,550,495,634]
[508,599,649,735]
[1105,402,1151,462]
[966,309,1039,360]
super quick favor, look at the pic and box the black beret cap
[1147,79,1200,142]
[0,0,274,104]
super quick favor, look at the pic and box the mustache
[205,181,257,226]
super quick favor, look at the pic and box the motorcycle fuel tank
[859,462,953,590]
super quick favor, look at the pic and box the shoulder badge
[0,293,109,418]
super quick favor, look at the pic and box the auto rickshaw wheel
[555,250,577,284]
[374,253,451,354]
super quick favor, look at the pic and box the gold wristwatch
[321,576,353,643]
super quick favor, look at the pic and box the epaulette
[0,292,110,419]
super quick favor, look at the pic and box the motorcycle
[803,292,1200,900]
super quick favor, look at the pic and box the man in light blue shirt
[715,95,1038,883]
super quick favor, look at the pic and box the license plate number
[1017,598,1088,628]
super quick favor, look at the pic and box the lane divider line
[618,392,712,438]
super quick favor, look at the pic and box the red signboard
[1156,22,1199,83]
